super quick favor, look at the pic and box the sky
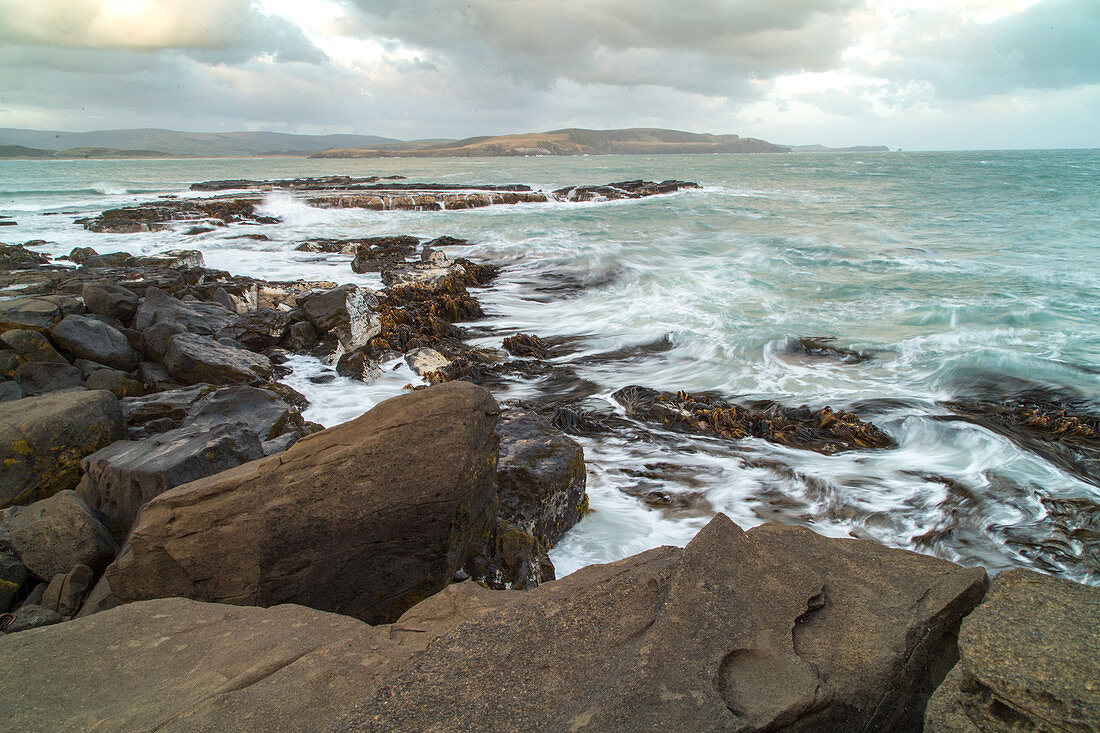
[0,0,1097,150]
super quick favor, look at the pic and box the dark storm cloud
[341,0,866,95]
[873,0,1100,99]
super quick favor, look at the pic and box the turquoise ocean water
[2,150,1098,583]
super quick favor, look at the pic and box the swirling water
[2,150,1098,583]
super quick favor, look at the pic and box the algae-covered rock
[0,390,125,508]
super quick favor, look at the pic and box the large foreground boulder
[0,390,125,508]
[107,382,500,623]
[0,588,509,731]
[77,424,264,533]
[925,568,1100,732]
[335,515,988,732]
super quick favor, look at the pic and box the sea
[2,150,1098,585]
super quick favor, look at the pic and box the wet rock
[81,200,264,233]
[501,332,548,358]
[120,383,213,427]
[282,320,318,351]
[81,282,139,323]
[925,568,1100,732]
[67,246,98,264]
[495,409,587,548]
[13,360,84,395]
[782,335,873,364]
[7,490,116,579]
[2,604,61,633]
[467,409,586,589]
[0,390,124,508]
[299,284,380,354]
[132,249,205,270]
[350,235,420,273]
[50,314,138,370]
[216,308,290,351]
[337,515,987,732]
[0,243,50,270]
[81,252,134,268]
[185,385,308,441]
[552,179,701,202]
[78,423,264,533]
[107,382,500,624]
[0,328,67,363]
[40,563,95,617]
[613,385,896,455]
[295,238,360,255]
[380,259,465,289]
[162,332,275,385]
[335,348,382,382]
[133,285,235,335]
[0,296,65,333]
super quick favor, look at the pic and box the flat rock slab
[925,568,1100,732]
[0,390,125,508]
[336,515,988,732]
[107,382,500,624]
[0,589,509,732]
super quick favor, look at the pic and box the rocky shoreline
[0,176,1097,731]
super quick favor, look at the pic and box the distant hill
[0,128,402,157]
[311,128,792,158]
[0,144,54,158]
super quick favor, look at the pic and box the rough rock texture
[0,588,509,731]
[107,382,500,624]
[0,553,28,611]
[0,390,125,508]
[13,360,84,395]
[78,424,264,533]
[121,383,212,427]
[0,296,65,333]
[134,286,235,335]
[82,282,139,323]
[404,347,449,376]
[7,490,116,580]
[299,284,380,353]
[50,314,138,371]
[495,408,587,547]
[925,568,1100,732]
[184,385,308,441]
[467,408,588,589]
[350,235,420,273]
[1,603,61,633]
[337,515,988,732]
[163,332,274,385]
[40,563,95,616]
[216,308,290,351]
[0,329,67,363]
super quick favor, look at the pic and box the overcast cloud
[0,0,1096,149]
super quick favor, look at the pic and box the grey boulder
[163,332,274,385]
[50,314,138,371]
[78,423,264,533]
[7,490,116,580]
[82,282,139,323]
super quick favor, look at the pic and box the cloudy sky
[0,0,1096,149]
